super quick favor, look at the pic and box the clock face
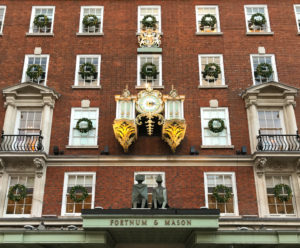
[138,95,162,113]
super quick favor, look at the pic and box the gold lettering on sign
[110,219,192,227]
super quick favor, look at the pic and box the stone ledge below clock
[135,85,164,89]
[201,145,235,149]
[66,145,99,149]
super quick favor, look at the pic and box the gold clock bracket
[113,119,137,153]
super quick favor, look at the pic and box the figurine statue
[132,174,148,208]
[152,175,168,209]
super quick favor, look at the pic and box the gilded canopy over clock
[136,88,164,114]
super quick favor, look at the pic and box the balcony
[257,131,300,152]
[0,131,44,152]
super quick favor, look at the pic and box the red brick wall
[0,0,299,155]
[43,166,258,215]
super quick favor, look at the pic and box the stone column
[3,97,17,134]
[284,103,297,134]
[41,96,54,154]
[247,101,259,153]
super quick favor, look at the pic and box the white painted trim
[21,54,50,86]
[204,172,239,216]
[3,174,35,218]
[137,54,162,87]
[68,107,99,146]
[138,5,161,33]
[200,107,232,146]
[74,55,101,86]
[294,5,300,32]
[61,172,96,217]
[0,6,7,34]
[29,6,55,34]
[250,54,278,86]
[198,54,225,86]
[195,5,221,33]
[78,6,104,34]
[244,5,271,33]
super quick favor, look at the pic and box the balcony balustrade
[0,131,43,152]
[257,131,300,152]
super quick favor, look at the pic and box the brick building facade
[0,0,299,247]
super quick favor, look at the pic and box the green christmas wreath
[202,63,221,82]
[34,14,49,28]
[76,118,93,133]
[208,118,225,133]
[255,63,273,78]
[212,185,232,203]
[82,14,100,27]
[142,15,158,28]
[79,62,97,79]
[70,185,89,203]
[250,13,266,27]
[200,14,217,29]
[141,62,159,78]
[274,184,292,202]
[8,184,27,202]
[26,64,44,80]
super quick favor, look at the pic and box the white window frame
[265,174,296,217]
[0,6,7,34]
[244,5,271,33]
[195,5,221,33]
[204,172,239,216]
[28,6,55,34]
[165,100,184,120]
[79,6,104,34]
[74,55,101,86]
[3,174,35,218]
[14,109,42,135]
[116,101,136,120]
[198,54,225,86]
[138,5,161,33]
[250,54,278,85]
[137,54,162,87]
[257,109,286,135]
[68,107,99,146]
[200,107,232,147]
[294,5,300,32]
[61,172,96,216]
[21,54,50,85]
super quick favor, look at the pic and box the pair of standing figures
[132,174,168,209]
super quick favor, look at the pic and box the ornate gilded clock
[136,86,164,135]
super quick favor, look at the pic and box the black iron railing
[0,131,43,152]
[257,131,300,151]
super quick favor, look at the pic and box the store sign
[83,216,219,229]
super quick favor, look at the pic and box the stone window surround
[204,172,239,216]
[61,172,96,217]
[0,157,47,218]
[242,82,298,154]
[294,4,300,33]
[254,157,300,218]
[2,83,60,154]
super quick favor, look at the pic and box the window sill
[66,145,99,149]
[297,32,300,35]
[246,32,274,36]
[26,32,54,37]
[195,32,223,36]
[135,85,164,89]
[72,85,101,89]
[201,145,234,149]
[76,32,104,36]
[0,33,2,36]
[136,31,163,36]
[198,85,228,89]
